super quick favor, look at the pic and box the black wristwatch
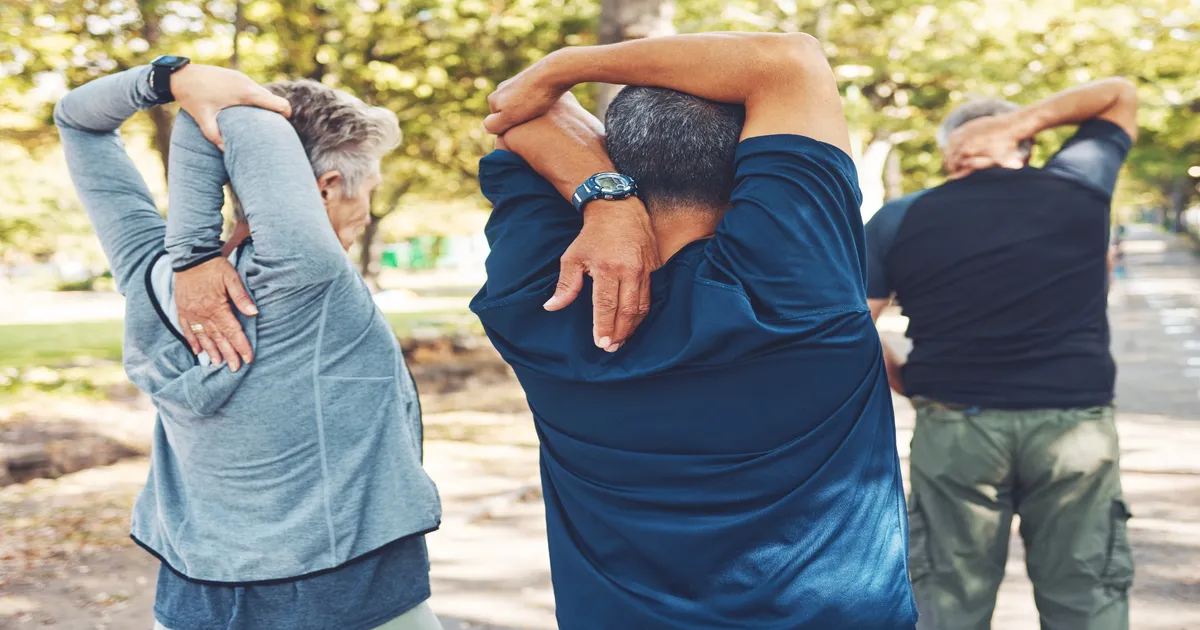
[571,172,638,213]
[148,55,191,104]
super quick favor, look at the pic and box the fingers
[206,324,242,372]
[483,112,509,135]
[544,260,585,312]
[249,88,292,118]
[948,156,995,180]
[193,323,223,366]
[178,315,201,355]
[609,275,645,346]
[224,272,259,317]
[197,113,226,151]
[591,273,620,353]
[213,308,253,368]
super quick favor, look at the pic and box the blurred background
[1,1,1198,628]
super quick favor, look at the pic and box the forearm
[1010,78,1138,139]
[54,66,167,293]
[541,32,817,106]
[501,112,612,201]
[53,66,158,132]
[166,112,230,271]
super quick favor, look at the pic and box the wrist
[1006,108,1045,141]
[538,48,585,93]
[581,197,647,224]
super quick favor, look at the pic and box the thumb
[544,261,585,311]
[224,269,258,316]
[483,111,511,136]
[249,89,292,118]
[198,113,225,152]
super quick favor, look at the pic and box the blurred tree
[595,0,676,118]
[232,0,597,283]
[1,0,1196,275]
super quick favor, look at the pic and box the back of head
[605,86,745,215]
[264,79,401,197]
[938,98,1032,162]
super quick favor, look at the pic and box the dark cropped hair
[605,86,745,215]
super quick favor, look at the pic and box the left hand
[175,257,258,372]
[483,58,568,135]
[545,199,661,352]
[171,64,292,150]
[943,113,1028,179]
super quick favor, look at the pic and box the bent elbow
[1111,77,1138,107]
[757,32,830,84]
[52,96,75,130]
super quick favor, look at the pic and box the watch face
[594,174,630,194]
[153,55,189,69]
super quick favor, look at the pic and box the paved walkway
[2,227,1198,629]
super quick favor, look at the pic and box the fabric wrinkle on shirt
[473,134,916,630]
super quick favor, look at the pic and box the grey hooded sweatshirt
[55,66,440,584]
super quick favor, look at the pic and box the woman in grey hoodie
[56,62,441,630]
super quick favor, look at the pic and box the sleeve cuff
[170,248,224,272]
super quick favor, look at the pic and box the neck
[222,222,251,257]
[650,209,722,261]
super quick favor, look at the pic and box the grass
[0,310,478,369]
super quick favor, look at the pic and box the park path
[3,227,1199,629]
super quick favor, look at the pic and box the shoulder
[735,134,859,181]
[866,190,928,237]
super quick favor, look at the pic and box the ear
[317,171,343,201]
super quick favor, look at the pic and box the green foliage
[1,0,1196,262]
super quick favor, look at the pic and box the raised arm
[945,78,1138,178]
[159,64,295,370]
[54,66,168,294]
[485,32,849,153]
[495,94,659,350]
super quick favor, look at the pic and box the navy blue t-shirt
[865,120,1133,409]
[154,535,430,630]
[472,135,916,630]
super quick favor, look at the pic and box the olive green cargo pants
[907,401,1133,630]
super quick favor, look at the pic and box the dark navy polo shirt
[865,119,1133,409]
[472,135,916,630]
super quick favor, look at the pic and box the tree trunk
[231,0,243,70]
[140,0,173,184]
[884,145,903,201]
[359,183,411,290]
[594,0,676,119]
[857,135,894,223]
[1170,176,1189,234]
[148,107,173,181]
[359,213,383,291]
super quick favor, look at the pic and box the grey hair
[937,98,1032,161]
[232,80,400,223]
[605,86,745,215]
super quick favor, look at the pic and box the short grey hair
[232,80,400,223]
[937,98,1033,161]
[605,86,745,215]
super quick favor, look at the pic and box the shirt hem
[131,523,440,586]
[154,590,431,630]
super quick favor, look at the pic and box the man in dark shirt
[473,33,916,629]
[865,79,1139,629]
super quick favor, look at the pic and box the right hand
[547,199,660,352]
[498,93,661,350]
[175,257,258,372]
[483,57,568,135]
[170,64,292,150]
[943,113,1029,179]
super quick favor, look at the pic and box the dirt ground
[2,228,1199,629]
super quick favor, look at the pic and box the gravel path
[2,227,1198,629]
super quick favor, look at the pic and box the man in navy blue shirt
[865,79,1139,629]
[473,33,916,629]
